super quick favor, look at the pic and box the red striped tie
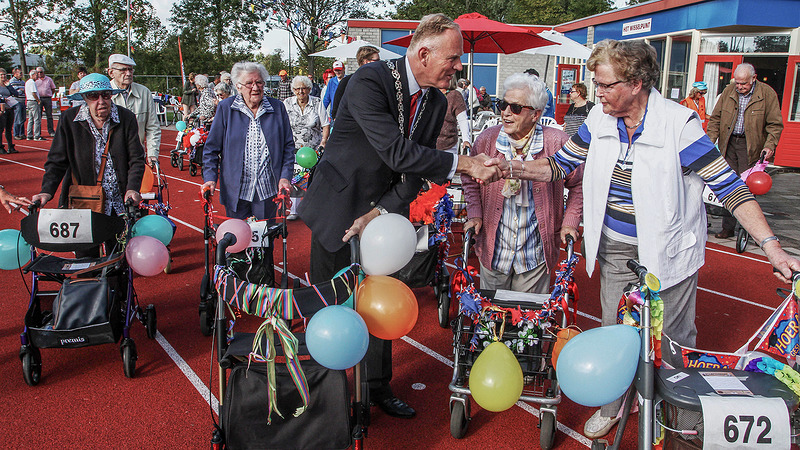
[407,90,421,135]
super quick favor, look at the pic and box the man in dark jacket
[32,73,144,212]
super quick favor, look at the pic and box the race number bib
[699,396,790,449]
[703,185,723,207]
[37,209,93,244]
[248,221,271,248]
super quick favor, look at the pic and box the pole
[126,0,131,57]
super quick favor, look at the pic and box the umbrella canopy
[309,39,401,60]
[520,30,591,59]
[382,13,555,55]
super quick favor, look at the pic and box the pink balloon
[216,219,251,253]
[126,235,169,276]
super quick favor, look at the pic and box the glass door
[555,64,580,124]
[696,55,742,114]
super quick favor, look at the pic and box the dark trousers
[40,97,54,135]
[0,110,14,151]
[310,234,393,400]
[722,135,751,231]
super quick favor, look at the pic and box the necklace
[624,114,643,130]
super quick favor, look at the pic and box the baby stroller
[448,231,579,449]
[209,232,368,449]
[592,263,800,449]
[198,191,293,336]
[18,200,156,385]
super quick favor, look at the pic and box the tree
[170,0,270,62]
[38,0,165,71]
[0,0,45,74]
[266,0,382,77]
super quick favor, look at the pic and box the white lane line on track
[156,331,220,414]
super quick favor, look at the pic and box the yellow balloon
[469,341,523,412]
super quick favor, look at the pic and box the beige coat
[707,80,783,166]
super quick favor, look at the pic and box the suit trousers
[722,135,751,231]
[310,234,393,400]
[597,235,698,417]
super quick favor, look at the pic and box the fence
[50,74,185,96]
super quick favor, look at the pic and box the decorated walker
[447,230,580,449]
[170,120,209,176]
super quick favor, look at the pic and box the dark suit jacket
[299,57,455,253]
[41,105,145,208]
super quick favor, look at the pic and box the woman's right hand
[31,193,52,208]
[464,217,482,235]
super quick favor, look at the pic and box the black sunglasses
[497,100,535,115]
[84,91,113,100]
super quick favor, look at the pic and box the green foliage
[0,0,46,73]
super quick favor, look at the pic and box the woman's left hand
[124,190,141,204]
[560,225,580,244]
[278,178,292,196]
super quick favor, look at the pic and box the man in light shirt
[107,54,161,166]
[34,67,56,136]
[25,70,44,141]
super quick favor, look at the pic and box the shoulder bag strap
[96,129,113,185]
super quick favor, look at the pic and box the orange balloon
[356,275,418,340]
[551,328,581,370]
[140,166,155,193]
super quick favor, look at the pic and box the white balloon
[189,132,201,146]
[360,213,416,276]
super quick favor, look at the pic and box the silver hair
[194,74,209,88]
[503,73,549,111]
[291,75,312,89]
[735,62,756,78]
[230,61,269,87]
[220,72,231,82]
[214,81,232,96]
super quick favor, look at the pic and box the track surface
[0,122,791,449]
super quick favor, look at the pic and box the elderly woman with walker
[484,39,800,440]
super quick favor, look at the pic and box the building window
[667,37,691,101]
[700,34,790,54]
[381,29,411,56]
[460,53,498,97]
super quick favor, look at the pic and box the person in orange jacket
[680,81,709,131]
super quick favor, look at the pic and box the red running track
[0,124,791,449]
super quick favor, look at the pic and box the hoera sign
[622,18,652,36]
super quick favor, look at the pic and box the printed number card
[699,396,790,449]
[38,209,93,244]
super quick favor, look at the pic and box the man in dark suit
[299,13,500,419]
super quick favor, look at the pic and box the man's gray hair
[735,62,756,78]
[503,73,549,111]
[231,61,269,87]
[194,74,209,88]
[408,13,459,52]
[214,82,232,96]
[291,75,312,90]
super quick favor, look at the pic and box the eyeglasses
[238,80,265,90]
[112,67,134,73]
[497,100,535,115]
[592,78,626,92]
[84,91,113,100]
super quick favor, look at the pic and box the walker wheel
[145,304,157,339]
[170,153,178,168]
[539,411,557,449]
[437,285,450,329]
[121,338,137,378]
[736,227,749,253]
[21,346,42,386]
[190,163,198,176]
[591,439,609,450]
[179,156,185,171]
[199,298,215,337]
[450,400,469,439]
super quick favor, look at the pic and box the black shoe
[7,148,18,154]
[0,148,6,154]
[372,396,416,418]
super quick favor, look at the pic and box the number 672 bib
[699,395,790,449]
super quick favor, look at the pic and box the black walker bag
[26,277,122,348]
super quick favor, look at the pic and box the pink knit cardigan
[462,125,584,273]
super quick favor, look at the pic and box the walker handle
[627,259,648,284]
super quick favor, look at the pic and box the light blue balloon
[333,265,363,309]
[306,305,369,370]
[175,120,187,132]
[556,324,641,407]
[0,229,31,270]
[132,214,174,246]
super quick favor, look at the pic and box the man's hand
[342,208,381,243]
[124,190,141,204]
[762,148,774,160]
[201,181,216,197]
[458,154,503,184]
[0,188,31,213]
[31,192,52,208]
[763,242,800,284]
[483,157,511,178]
[560,225,579,244]
[464,217,482,235]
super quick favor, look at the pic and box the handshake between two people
[458,155,539,184]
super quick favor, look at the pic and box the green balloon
[175,121,187,132]
[0,229,31,270]
[296,147,318,169]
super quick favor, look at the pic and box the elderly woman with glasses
[283,75,329,219]
[202,61,294,223]
[485,39,800,439]
[680,81,710,131]
[32,73,144,216]
[462,72,583,295]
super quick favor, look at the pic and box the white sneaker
[286,214,299,220]
[584,410,620,439]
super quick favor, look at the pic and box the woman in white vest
[485,39,800,440]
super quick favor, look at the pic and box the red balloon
[746,171,772,195]
[356,276,418,340]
